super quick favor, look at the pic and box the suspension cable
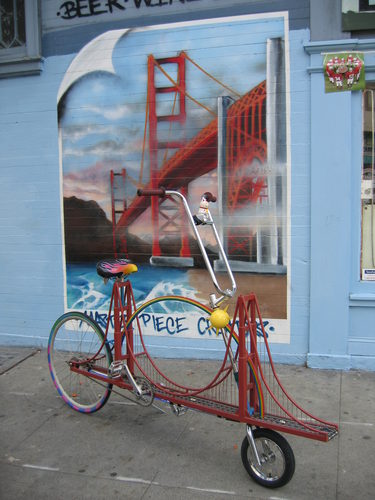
[182,51,241,98]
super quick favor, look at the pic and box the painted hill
[64,196,115,262]
[63,196,217,266]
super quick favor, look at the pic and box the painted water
[67,263,199,312]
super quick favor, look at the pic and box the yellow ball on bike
[209,307,230,329]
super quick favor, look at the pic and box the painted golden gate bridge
[111,51,268,261]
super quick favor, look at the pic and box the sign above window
[43,0,256,32]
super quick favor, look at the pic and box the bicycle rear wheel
[48,312,113,413]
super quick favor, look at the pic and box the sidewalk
[0,347,374,500]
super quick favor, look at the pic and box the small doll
[193,192,216,225]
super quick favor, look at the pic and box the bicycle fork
[246,425,262,466]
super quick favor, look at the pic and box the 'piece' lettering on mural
[139,313,189,335]
[85,310,272,338]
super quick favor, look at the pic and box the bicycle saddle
[96,258,138,279]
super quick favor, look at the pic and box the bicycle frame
[49,188,338,489]
[68,274,337,442]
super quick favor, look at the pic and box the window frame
[0,0,42,78]
[360,83,375,281]
[359,0,375,12]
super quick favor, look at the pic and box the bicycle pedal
[170,403,188,416]
[109,360,123,378]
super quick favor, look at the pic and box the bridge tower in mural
[111,39,286,273]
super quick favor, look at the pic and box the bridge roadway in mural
[115,80,267,258]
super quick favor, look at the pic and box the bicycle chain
[89,375,166,412]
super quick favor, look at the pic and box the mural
[58,14,290,344]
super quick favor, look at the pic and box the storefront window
[0,0,26,50]
[361,83,375,280]
[359,1,375,12]
[0,0,41,77]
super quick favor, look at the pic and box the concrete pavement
[0,347,374,500]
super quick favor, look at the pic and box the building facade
[0,0,374,370]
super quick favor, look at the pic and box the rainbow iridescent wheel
[48,312,113,413]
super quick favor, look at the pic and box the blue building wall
[0,53,73,344]
[305,40,375,371]
[0,0,374,370]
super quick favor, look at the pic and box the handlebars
[137,188,237,308]
[137,188,166,197]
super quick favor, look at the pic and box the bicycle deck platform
[151,384,338,442]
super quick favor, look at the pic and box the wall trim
[304,38,375,74]
[307,353,351,370]
[350,355,375,371]
[304,38,375,55]
[349,293,375,307]
[0,58,44,78]
[307,352,375,371]
[348,337,375,356]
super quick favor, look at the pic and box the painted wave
[67,263,198,312]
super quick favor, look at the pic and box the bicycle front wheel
[48,312,113,413]
[241,428,295,488]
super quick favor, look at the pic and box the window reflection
[361,84,375,280]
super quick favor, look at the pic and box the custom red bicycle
[48,188,338,489]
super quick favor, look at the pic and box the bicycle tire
[241,428,295,488]
[48,312,113,413]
